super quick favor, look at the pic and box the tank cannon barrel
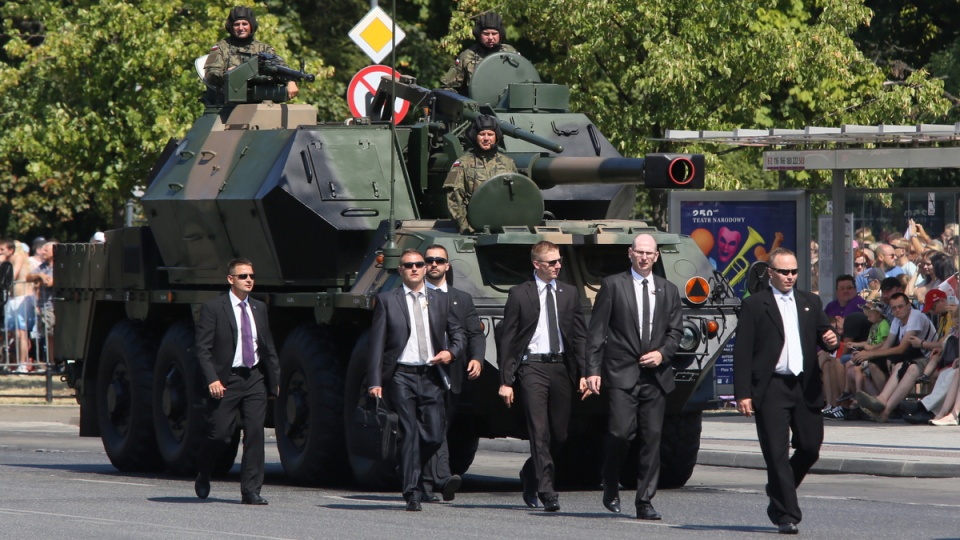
[523,154,704,189]
[261,62,316,82]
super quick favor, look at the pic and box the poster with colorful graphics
[678,200,799,299]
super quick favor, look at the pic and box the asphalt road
[1,421,957,539]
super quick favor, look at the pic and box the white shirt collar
[772,286,795,300]
[425,281,447,292]
[534,273,557,290]
[631,268,653,282]
[402,283,425,296]
[229,290,247,306]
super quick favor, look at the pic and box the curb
[478,439,960,479]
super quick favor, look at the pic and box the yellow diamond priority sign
[349,6,406,64]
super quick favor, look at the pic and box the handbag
[351,396,398,461]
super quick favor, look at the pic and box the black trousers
[423,390,456,496]
[517,361,571,502]
[197,368,267,497]
[603,370,666,507]
[387,367,446,501]
[755,375,823,525]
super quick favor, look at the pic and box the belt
[396,364,434,374]
[523,353,565,363]
[230,367,255,376]
[771,372,800,381]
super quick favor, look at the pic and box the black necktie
[641,279,650,347]
[546,283,560,353]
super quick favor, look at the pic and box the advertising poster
[678,199,800,391]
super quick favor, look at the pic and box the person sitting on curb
[902,290,960,424]
[854,292,939,422]
[841,300,891,415]
[821,312,872,419]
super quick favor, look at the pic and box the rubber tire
[152,321,205,476]
[96,320,164,472]
[343,331,400,489]
[657,410,702,489]
[274,325,350,485]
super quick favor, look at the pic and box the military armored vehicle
[55,51,738,489]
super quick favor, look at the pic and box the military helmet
[225,6,259,36]
[472,12,506,42]
[467,114,503,147]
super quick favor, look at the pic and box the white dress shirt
[773,288,803,375]
[398,284,435,366]
[229,290,259,368]
[527,274,564,355]
[631,269,657,342]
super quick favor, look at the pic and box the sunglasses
[400,261,426,269]
[537,258,562,266]
[424,257,447,265]
[231,273,255,280]
[770,268,799,276]
[854,262,866,267]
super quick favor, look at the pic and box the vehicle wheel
[447,413,479,476]
[657,410,702,489]
[274,325,350,485]
[96,320,163,472]
[344,331,399,489]
[152,321,205,476]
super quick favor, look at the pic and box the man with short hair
[441,12,518,95]
[498,241,587,512]
[26,240,58,368]
[879,277,906,321]
[734,248,837,534]
[0,239,35,373]
[876,243,905,279]
[368,249,464,511]
[819,275,866,413]
[894,239,917,278]
[194,258,280,505]
[585,234,683,521]
[853,291,938,422]
[421,244,484,503]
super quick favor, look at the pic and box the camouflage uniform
[440,43,518,95]
[203,38,285,90]
[444,150,518,233]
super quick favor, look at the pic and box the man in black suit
[734,248,837,535]
[498,241,587,512]
[585,233,683,520]
[194,258,280,505]
[368,248,465,511]
[421,244,485,502]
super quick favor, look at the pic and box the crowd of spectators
[817,220,960,424]
[0,235,61,374]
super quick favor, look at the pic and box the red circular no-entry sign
[347,65,410,123]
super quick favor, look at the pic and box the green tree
[0,1,334,238]
[446,0,949,226]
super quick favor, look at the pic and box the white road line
[68,478,155,487]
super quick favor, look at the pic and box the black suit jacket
[195,293,281,397]
[733,288,833,408]
[585,271,683,393]
[498,279,586,386]
[368,286,465,389]
[441,286,485,394]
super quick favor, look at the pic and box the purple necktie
[240,301,255,368]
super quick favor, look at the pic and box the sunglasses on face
[537,258,562,266]
[424,257,447,265]
[231,273,255,280]
[401,261,426,269]
[770,268,799,276]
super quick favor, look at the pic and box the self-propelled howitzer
[54,50,736,492]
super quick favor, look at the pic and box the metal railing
[2,279,68,403]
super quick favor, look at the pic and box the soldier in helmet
[440,12,518,95]
[203,6,298,101]
[443,114,518,234]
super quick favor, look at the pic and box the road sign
[347,65,410,122]
[349,6,406,64]
[684,276,710,304]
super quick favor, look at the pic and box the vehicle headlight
[679,322,701,352]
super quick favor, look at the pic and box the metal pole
[125,198,134,227]
[380,0,401,267]
[831,169,846,302]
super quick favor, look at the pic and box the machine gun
[222,53,316,104]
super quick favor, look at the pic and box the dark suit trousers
[518,362,571,502]
[198,368,267,497]
[388,367,446,501]
[755,375,823,525]
[603,370,666,506]
[423,391,455,495]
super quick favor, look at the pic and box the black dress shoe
[241,493,268,505]
[636,504,662,520]
[778,522,799,534]
[543,499,561,512]
[406,499,422,512]
[602,485,621,513]
[194,474,210,500]
[421,493,440,503]
[440,474,461,502]
[903,410,935,424]
[520,472,540,508]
